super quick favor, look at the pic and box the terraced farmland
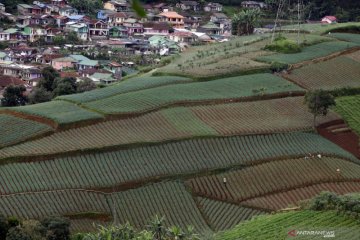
[155,35,271,79]
[242,181,360,211]
[0,97,340,160]
[3,100,104,127]
[258,41,359,64]
[0,190,109,219]
[284,56,360,90]
[186,157,360,203]
[0,114,53,148]
[107,181,210,231]
[57,76,193,104]
[84,74,303,115]
[197,197,266,232]
[216,210,360,240]
[329,33,360,44]
[334,95,360,135]
[0,133,355,194]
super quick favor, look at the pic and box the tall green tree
[38,66,60,92]
[1,85,28,107]
[304,90,336,129]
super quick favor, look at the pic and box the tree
[28,87,53,104]
[304,90,336,129]
[66,31,81,45]
[38,67,60,92]
[52,77,77,97]
[76,78,96,93]
[6,227,31,240]
[1,85,28,107]
[41,217,70,240]
[0,214,9,240]
[68,0,102,14]
[232,9,261,36]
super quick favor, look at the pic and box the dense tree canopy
[1,85,28,107]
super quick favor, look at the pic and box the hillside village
[0,0,257,97]
[0,0,360,239]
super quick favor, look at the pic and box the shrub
[265,38,302,54]
[270,62,289,72]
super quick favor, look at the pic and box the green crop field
[197,197,266,232]
[285,56,360,90]
[258,41,359,64]
[0,190,109,219]
[5,100,104,126]
[0,114,53,148]
[242,181,360,211]
[334,95,360,135]
[186,157,360,203]
[0,133,354,194]
[155,34,271,79]
[329,33,360,44]
[0,98,340,160]
[216,210,360,240]
[83,74,304,115]
[282,22,360,34]
[56,76,193,104]
[107,181,211,232]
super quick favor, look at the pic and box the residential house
[198,22,222,35]
[45,27,62,43]
[24,25,46,42]
[204,2,223,12]
[123,18,143,35]
[0,3,5,12]
[97,9,117,20]
[210,13,231,34]
[108,12,128,27]
[143,22,170,36]
[241,1,267,9]
[0,75,24,97]
[321,16,337,24]
[104,0,130,12]
[59,6,78,17]
[17,4,36,15]
[65,22,88,40]
[169,31,197,43]
[67,15,86,23]
[0,28,22,41]
[30,15,56,26]
[153,3,173,13]
[54,15,69,28]
[148,35,180,55]
[1,63,42,81]
[51,56,76,70]
[176,1,200,12]
[184,16,200,30]
[0,12,16,22]
[87,72,118,84]
[51,0,67,7]
[37,53,64,64]
[210,13,229,23]
[0,52,7,61]
[109,26,129,38]
[17,16,32,26]
[88,20,109,39]
[69,55,99,71]
[157,11,185,29]
[0,31,10,41]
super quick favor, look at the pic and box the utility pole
[271,0,286,43]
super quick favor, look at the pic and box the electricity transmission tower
[271,0,305,44]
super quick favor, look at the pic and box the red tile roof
[0,75,24,88]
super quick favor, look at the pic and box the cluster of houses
[0,0,236,96]
[0,0,234,44]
